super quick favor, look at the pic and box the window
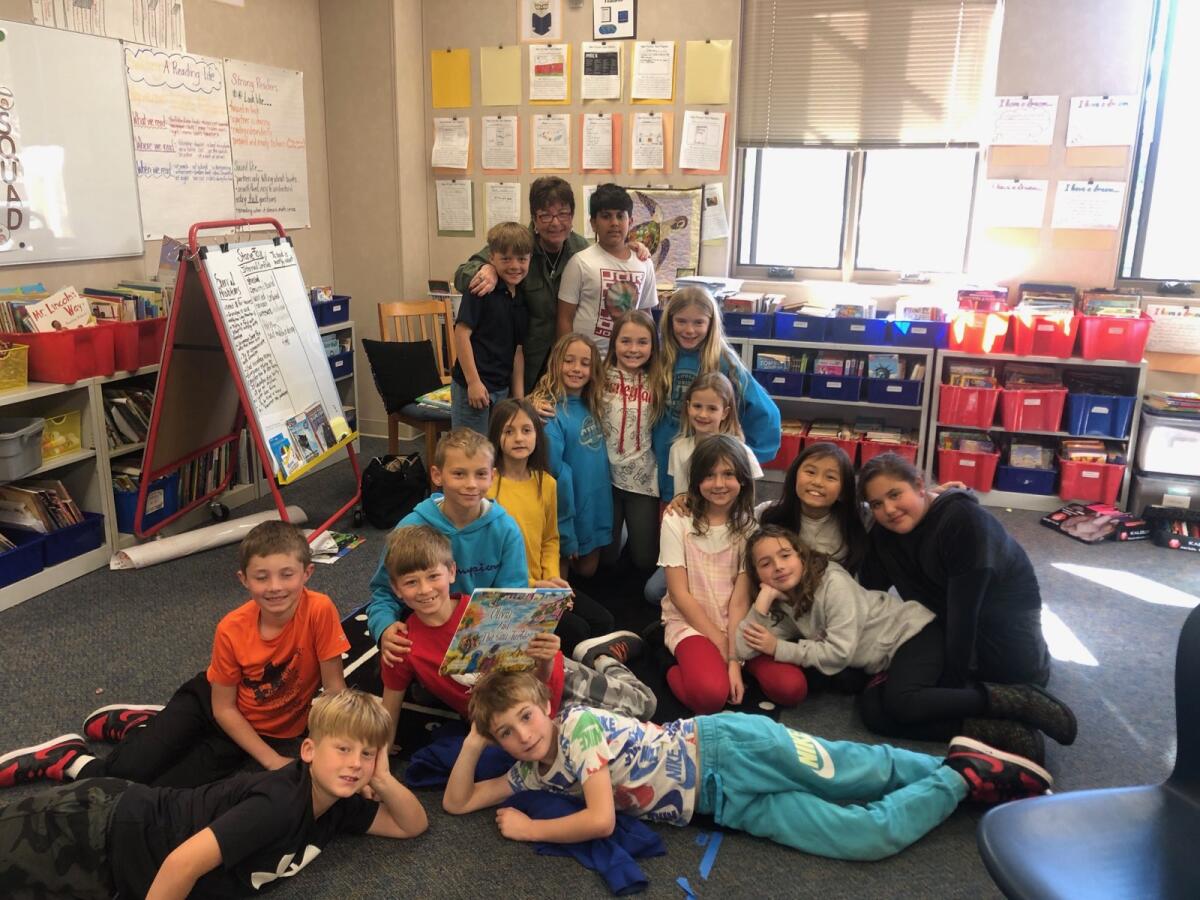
[735,0,998,279]
[1122,0,1200,283]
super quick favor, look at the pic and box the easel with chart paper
[136,218,361,540]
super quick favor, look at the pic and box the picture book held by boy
[439,588,574,676]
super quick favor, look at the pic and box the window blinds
[738,0,999,147]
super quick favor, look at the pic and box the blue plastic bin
[828,316,888,345]
[773,312,828,342]
[995,464,1057,495]
[753,370,806,397]
[0,529,46,588]
[809,374,863,401]
[42,512,105,567]
[888,320,949,348]
[114,472,180,534]
[1065,393,1136,439]
[865,378,923,406]
[722,312,773,338]
[328,350,354,379]
[313,295,351,327]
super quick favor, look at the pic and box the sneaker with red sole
[944,735,1053,804]
[83,704,165,743]
[0,734,88,788]
[572,631,644,669]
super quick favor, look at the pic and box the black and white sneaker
[944,735,1053,804]
[571,631,644,669]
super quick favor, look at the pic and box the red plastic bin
[937,449,999,490]
[1077,314,1153,363]
[0,326,115,383]
[802,435,859,466]
[948,310,1011,354]
[999,388,1067,432]
[764,428,805,471]
[1059,458,1125,505]
[939,384,1001,428]
[99,318,167,371]
[860,440,918,467]
[1011,312,1079,358]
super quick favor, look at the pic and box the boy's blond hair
[384,525,455,580]
[308,689,392,748]
[238,520,311,571]
[433,428,496,468]
[488,221,534,257]
[468,670,550,740]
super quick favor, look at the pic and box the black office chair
[976,602,1200,899]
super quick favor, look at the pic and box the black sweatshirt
[859,490,1042,687]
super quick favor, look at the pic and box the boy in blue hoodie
[367,429,529,657]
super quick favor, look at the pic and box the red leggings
[666,635,730,714]
[744,654,808,706]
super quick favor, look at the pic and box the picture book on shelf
[439,588,574,676]
[285,412,323,462]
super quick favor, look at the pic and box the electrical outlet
[766,266,795,279]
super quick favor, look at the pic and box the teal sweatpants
[694,713,968,861]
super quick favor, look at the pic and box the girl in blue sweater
[652,287,781,499]
[531,333,612,578]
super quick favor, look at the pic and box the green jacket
[454,228,590,394]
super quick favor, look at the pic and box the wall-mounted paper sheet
[980,179,1048,228]
[520,0,562,42]
[593,0,635,39]
[581,41,622,100]
[224,60,310,228]
[125,47,236,239]
[530,43,569,102]
[34,0,187,52]
[684,39,732,104]
[581,184,599,239]
[631,41,675,101]
[582,114,615,170]
[482,116,519,171]
[991,96,1058,146]
[630,112,666,171]
[1052,181,1125,230]
[431,49,471,108]
[481,45,522,106]
[1067,96,1137,147]
[532,114,570,170]
[436,179,474,233]
[485,182,522,233]
[701,183,729,242]
[678,110,725,171]
[432,117,470,169]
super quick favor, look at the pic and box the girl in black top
[855,453,1076,764]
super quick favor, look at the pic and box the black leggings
[553,589,614,655]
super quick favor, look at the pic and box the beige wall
[0,0,335,289]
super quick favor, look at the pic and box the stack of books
[85,282,167,322]
[867,353,902,380]
[1144,391,1200,416]
[947,362,997,388]
[1079,290,1141,317]
[1003,363,1061,387]
[756,351,809,373]
[807,419,855,441]
[417,385,452,411]
[102,387,155,449]
[1064,370,1126,394]
[1018,283,1076,313]
[957,288,1009,311]
[722,292,784,314]
[940,431,996,453]
[1060,439,1113,463]
[1008,441,1055,469]
[0,480,84,533]
[815,352,864,376]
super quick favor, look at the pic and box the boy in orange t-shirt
[0,522,350,790]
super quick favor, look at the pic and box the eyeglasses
[535,210,574,224]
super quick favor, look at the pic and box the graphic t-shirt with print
[507,705,700,825]
[558,243,657,356]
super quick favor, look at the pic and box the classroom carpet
[0,435,1194,899]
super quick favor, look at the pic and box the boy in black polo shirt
[0,690,426,898]
[451,221,531,435]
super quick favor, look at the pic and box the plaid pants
[0,778,128,899]
[562,658,657,719]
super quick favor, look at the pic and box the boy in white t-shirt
[556,183,657,356]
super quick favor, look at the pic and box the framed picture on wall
[519,0,563,42]
[594,0,636,40]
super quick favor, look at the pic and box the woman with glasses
[455,177,646,393]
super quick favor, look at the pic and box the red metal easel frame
[135,218,361,542]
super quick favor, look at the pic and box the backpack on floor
[361,453,428,529]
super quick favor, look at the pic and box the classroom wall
[0,0,336,288]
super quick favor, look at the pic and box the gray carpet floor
[1,436,1195,898]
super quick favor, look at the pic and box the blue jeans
[644,566,667,606]
[450,381,509,435]
[694,713,967,860]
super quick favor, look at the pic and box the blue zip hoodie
[651,348,782,498]
[544,394,613,558]
[366,495,529,642]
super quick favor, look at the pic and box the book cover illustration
[285,412,322,462]
[304,402,337,451]
[268,431,301,477]
[439,588,573,676]
[417,384,452,410]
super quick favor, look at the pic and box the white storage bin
[1130,470,1200,515]
[0,417,44,482]
[1137,409,1200,477]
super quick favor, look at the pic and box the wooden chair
[377,299,456,463]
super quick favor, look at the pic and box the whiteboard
[200,237,354,484]
[0,20,143,265]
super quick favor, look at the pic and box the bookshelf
[927,349,1148,512]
